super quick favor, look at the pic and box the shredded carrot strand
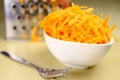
[39,3,116,44]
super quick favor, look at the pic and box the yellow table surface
[0,0,120,80]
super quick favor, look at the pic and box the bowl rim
[44,31,114,46]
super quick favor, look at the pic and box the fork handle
[1,51,40,69]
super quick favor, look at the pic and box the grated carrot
[21,34,27,40]
[30,26,43,42]
[39,3,116,44]
[19,0,24,4]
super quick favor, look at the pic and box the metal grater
[4,0,71,41]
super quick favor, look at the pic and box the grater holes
[49,4,52,8]
[21,4,25,8]
[40,4,44,8]
[13,25,17,30]
[12,4,16,9]
[22,26,26,30]
[30,4,34,8]
[12,4,17,14]
[58,4,62,8]
[17,15,21,19]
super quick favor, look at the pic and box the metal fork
[1,51,71,78]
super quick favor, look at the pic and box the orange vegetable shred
[39,3,116,44]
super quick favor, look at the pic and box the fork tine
[39,67,71,78]
[49,67,72,75]
[63,67,72,72]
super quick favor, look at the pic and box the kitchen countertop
[0,0,120,80]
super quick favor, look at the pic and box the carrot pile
[39,3,116,44]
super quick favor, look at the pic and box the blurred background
[0,0,120,40]
[0,0,5,39]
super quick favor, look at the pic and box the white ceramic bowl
[44,32,114,68]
